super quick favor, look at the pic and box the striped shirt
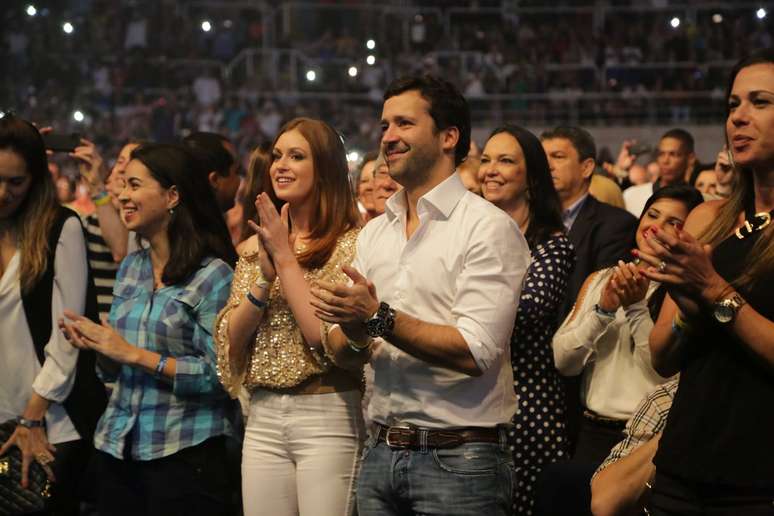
[82,213,119,319]
[94,249,236,461]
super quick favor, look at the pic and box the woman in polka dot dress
[479,125,575,515]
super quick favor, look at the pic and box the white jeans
[242,389,365,516]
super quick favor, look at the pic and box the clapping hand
[310,266,379,340]
[636,226,727,315]
[59,310,138,365]
[599,261,650,312]
[247,193,293,281]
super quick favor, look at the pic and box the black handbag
[0,419,52,516]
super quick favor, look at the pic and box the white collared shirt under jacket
[353,173,530,429]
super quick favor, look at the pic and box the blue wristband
[155,355,168,378]
[246,291,267,310]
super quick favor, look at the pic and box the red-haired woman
[215,118,364,516]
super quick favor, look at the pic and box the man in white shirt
[311,75,530,516]
[623,129,696,217]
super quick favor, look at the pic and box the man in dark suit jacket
[541,127,638,322]
[540,127,638,461]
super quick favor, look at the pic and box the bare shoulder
[684,199,726,236]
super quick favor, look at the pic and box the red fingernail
[630,249,639,257]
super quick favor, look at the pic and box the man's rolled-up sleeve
[453,217,530,372]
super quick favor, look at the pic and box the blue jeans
[356,432,515,516]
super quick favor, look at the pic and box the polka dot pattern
[510,234,574,515]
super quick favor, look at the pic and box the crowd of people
[4,1,773,160]
[1,45,774,516]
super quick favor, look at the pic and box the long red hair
[265,118,361,269]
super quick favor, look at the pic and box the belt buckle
[385,425,413,449]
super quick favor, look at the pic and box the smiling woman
[643,49,774,515]
[59,143,238,516]
[214,117,363,516]
[478,124,573,515]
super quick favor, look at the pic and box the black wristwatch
[16,417,45,429]
[365,302,396,338]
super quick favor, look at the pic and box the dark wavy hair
[130,144,237,284]
[0,114,59,293]
[486,124,565,248]
[384,74,471,166]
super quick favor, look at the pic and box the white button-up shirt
[354,173,530,429]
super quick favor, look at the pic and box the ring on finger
[657,261,668,273]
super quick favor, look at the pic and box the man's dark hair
[383,75,471,166]
[540,126,597,163]
[182,131,234,177]
[660,128,695,153]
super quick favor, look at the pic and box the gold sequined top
[215,228,359,396]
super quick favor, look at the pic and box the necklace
[736,193,774,240]
[735,211,772,239]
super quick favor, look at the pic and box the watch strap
[16,417,45,429]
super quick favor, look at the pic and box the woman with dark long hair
[0,114,105,515]
[215,117,363,516]
[553,185,703,465]
[643,49,774,514]
[60,143,238,516]
[478,124,575,515]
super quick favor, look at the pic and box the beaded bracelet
[155,355,168,378]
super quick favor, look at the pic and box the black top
[20,206,107,440]
[654,227,774,488]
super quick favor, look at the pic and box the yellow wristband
[92,190,111,206]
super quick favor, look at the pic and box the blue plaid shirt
[94,249,236,460]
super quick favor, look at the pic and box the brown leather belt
[374,423,502,450]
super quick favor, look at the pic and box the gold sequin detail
[215,229,359,396]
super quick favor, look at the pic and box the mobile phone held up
[628,142,652,157]
[43,133,81,153]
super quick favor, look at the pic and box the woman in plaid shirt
[61,143,238,516]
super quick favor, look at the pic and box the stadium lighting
[0,111,5,119]
[201,20,212,32]
[757,8,767,19]
[348,66,358,78]
[306,70,316,82]
[712,13,723,23]
[62,21,74,34]
[366,55,376,66]
[26,5,37,16]
[366,39,376,50]
[73,110,85,122]
[347,151,361,163]
[669,17,680,28]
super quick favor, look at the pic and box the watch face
[366,318,385,338]
[714,303,734,324]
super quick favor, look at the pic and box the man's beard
[388,144,441,190]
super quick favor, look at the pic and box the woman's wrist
[272,249,297,269]
[700,277,732,305]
